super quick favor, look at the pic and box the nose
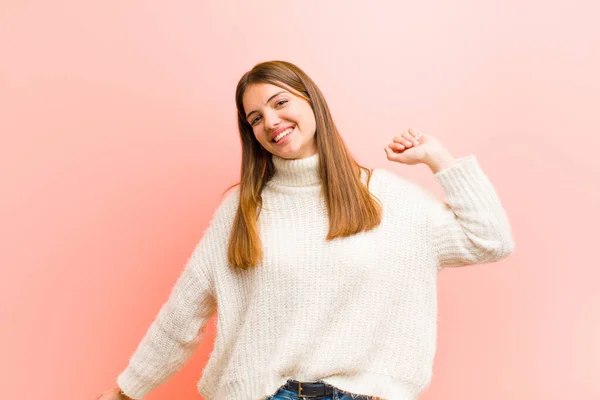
[263,109,281,131]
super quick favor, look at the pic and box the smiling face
[242,82,317,160]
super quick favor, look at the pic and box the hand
[96,388,132,400]
[384,128,456,173]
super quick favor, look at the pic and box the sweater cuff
[117,368,151,400]
[433,155,487,194]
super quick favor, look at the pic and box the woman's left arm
[385,128,515,270]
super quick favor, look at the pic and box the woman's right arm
[114,255,217,399]
[103,188,238,399]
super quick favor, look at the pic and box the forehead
[242,82,296,108]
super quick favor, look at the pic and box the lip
[270,125,295,142]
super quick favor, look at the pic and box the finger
[384,147,393,159]
[385,147,405,162]
[403,130,419,146]
[408,128,423,142]
[396,135,413,147]
[388,142,405,152]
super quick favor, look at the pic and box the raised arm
[385,128,515,270]
[428,155,514,269]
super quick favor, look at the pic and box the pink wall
[1,1,599,399]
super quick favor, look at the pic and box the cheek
[254,129,271,145]
[295,104,316,126]
[303,106,317,130]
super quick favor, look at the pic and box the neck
[270,153,320,187]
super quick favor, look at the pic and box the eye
[250,115,261,126]
[275,99,288,107]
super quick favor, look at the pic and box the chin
[274,146,299,158]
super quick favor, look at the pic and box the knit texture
[117,153,514,400]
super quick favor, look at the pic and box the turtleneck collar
[269,153,321,188]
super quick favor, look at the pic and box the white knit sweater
[117,153,514,400]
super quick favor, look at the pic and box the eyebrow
[245,91,287,120]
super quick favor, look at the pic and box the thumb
[385,147,405,163]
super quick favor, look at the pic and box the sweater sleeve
[116,189,237,399]
[429,155,515,270]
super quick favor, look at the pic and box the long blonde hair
[225,60,382,270]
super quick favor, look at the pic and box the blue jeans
[268,381,374,400]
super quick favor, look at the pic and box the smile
[273,127,294,143]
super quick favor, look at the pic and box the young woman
[97,60,514,400]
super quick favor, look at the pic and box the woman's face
[242,82,317,160]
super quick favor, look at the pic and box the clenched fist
[384,128,456,173]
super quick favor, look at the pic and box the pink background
[1,0,599,399]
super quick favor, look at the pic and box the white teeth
[274,128,293,142]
